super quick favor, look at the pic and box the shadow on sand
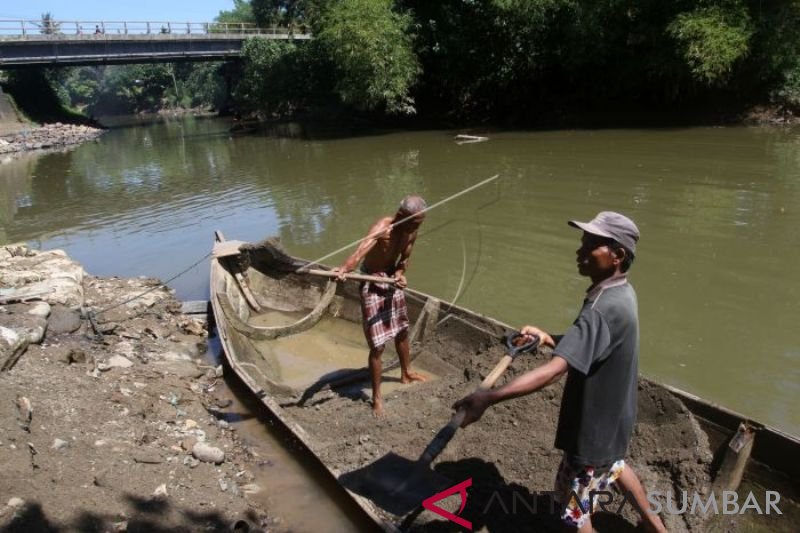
[1,494,267,533]
[398,457,639,532]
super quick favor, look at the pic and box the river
[1,114,798,526]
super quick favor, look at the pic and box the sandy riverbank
[0,244,275,532]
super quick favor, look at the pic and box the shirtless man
[334,195,428,416]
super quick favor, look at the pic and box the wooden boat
[210,233,799,532]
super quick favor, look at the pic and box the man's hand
[452,391,492,428]
[520,325,555,347]
[394,273,407,289]
[332,267,348,282]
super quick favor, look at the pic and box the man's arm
[393,234,417,288]
[453,356,569,428]
[335,218,388,277]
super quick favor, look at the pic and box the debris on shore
[0,244,273,532]
[0,123,104,155]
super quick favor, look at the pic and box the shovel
[339,332,540,517]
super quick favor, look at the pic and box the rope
[83,250,212,340]
[300,174,500,270]
[94,250,211,316]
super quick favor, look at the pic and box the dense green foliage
[54,63,227,115]
[667,4,753,85]
[402,0,800,118]
[235,0,418,115]
[316,0,418,113]
[234,39,328,115]
[8,1,800,123]
[1,70,87,124]
[216,0,256,24]
[234,0,800,120]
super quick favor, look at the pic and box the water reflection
[0,118,798,438]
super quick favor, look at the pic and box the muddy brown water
[1,115,799,530]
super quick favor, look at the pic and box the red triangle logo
[421,478,473,530]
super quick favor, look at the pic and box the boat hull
[210,235,798,531]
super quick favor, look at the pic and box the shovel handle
[300,268,398,285]
[479,353,515,390]
[418,353,514,464]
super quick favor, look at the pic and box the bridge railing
[0,19,308,40]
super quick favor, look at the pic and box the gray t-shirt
[553,278,639,466]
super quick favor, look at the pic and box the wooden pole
[712,422,756,493]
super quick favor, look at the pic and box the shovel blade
[339,452,452,516]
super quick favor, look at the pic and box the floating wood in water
[454,134,489,144]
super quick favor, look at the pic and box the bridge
[0,19,311,68]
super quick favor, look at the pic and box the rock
[104,355,133,369]
[213,398,233,409]
[152,484,168,499]
[182,456,200,468]
[183,419,198,430]
[23,318,47,344]
[0,248,85,307]
[240,483,261,495]
[54,346,87,365]
[113,341,136,359]
[47,305,82,334]
[0,326,19,344]
[180,437,197,451]
[192,442,225,464]
[179,318,206,336]
[14,396,32,432]
[0,327,29,372]
[7,497,25,508]
[153,359,204,378]
[52,438,69,450]
[27,302,51,318]
[132,449,163,464]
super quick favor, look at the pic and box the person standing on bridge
[333,195,428,417]
[94,25,103,35]
[453,211,667,533]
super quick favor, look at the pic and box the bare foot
[401,371,427,384]
[372,398,385,417]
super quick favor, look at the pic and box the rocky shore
[0,123,104,155]
[0,244,274,532]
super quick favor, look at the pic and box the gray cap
[568,211,640,255]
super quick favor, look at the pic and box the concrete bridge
[0,19,311,68]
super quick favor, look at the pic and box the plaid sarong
[360,273,409,349]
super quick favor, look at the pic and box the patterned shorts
[360,274,409,349]
[554,454,625,528]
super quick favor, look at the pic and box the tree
[668,3,754,85]
[316,0,419,113]
[252,0,301,26]
[38,12,61,35]
[216,0,256,24]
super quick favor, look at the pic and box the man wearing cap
[454,211,666,533]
